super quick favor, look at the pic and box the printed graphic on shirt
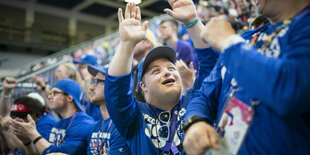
[48,127,66,146]
[89,131,111,155]
[143,108,186,149]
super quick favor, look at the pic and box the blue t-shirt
[87,118,130,155]
[14,113,57,155]
[43,112,95,155]
[104,47,219,154]
[186,4,310,155]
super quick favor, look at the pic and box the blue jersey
[87,118,130,155]
[105,47,219,154]
[43,112,95,155]
[14,114,57,155]
[186,5,310,155]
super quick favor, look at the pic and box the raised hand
[201,16,236,52]
[2,77,17,95]
[176,60,196,91]
[164,0,198,25]
[118,3,148,44]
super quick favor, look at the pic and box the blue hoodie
[185,5,310,155]
[105,47,219,154]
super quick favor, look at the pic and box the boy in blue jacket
[104,3,218,155]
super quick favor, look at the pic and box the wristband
[32,136,43,145]
[185,18,199,29]
[183,115,208,132]
[23,141,32,146]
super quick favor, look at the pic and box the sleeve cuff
[221,35,245,53]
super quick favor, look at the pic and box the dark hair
[251,15,270,29]
[11,96,45,119]
[160,19,179,28]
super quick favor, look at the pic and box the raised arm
[0,77,17,116]
[164,0,208,48]
[108,3,148,76]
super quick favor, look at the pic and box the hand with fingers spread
[2,77,17,95]
[183,122,219,155]
[9,114,39,140]
[176,60,196,91]
[118,3,148,44]
[164,0,198,25]
[201,16,236,52]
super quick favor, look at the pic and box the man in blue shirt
[164,0,310,154]
[10,79,95,155]
[87,65,130,155]
[74,54,102,121]
[105,3,218,154]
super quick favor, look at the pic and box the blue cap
[138,46,176,83]
[53,79,85,112]
[87,64,109,76]
[73,54,98,66]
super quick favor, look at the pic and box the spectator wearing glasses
[9,78,95,155]
[0,77,57,155]
[74,55,102,121]
[86,65,130,155]
[105,3,218,154]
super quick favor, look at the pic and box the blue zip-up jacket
[87,118,131,155]
[105,47,219,155]
[42,112,95,155]
[185,5,310,155]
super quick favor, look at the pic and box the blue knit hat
[53,79,84,112]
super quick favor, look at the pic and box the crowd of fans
[1,0,309,154]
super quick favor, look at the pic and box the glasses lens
[159,112,170,123]
[158,125,169,139]
[91,79,98,87]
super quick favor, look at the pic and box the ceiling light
[124,0,141,5]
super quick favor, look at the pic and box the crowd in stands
[1,0,309,154]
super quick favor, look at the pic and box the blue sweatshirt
[43,112,95,155]
[185,5,310,155]
[87,118,130,155]
[105,47,219,154]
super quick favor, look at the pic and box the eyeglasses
[91,79,105,87]
[157,111,171,141]
[49,91,67,97]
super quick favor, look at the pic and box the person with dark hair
[9,78,95,155]
[160,18,198,70]
[0,77,57,155]
[86,65,130,155]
